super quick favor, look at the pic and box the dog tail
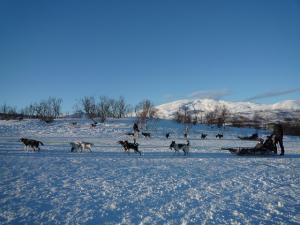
[39,141,44,146]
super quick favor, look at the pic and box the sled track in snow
[1,136,300,142]
[0,136,299,157]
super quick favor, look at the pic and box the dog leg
[135,149,141,156]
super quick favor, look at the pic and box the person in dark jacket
[133,123,139,132]
[272,123,284,156]
[254,136,277,153]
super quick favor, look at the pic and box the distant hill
[155,99,300,122]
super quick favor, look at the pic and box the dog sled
[221,147,276,156]
[223,133,281,156]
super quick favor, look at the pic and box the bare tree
[97,96,112,122]
[109,99,118,118]
[115,96,128,118]
[191,103,200,125]
[51,97,62,118]
[205,109,218,125]
[135,99,157,128]
[32,97,63,122]
[0,104,8,114]
[174,105,193,124]
[21,104,36,118]
[72,100,85,118]
[0,104,17,115]
[78,96,130,122]
[216,105,230,127]
[173,105,195,139]
[205,104,230,127]
[81,96,97,122]
[0,103,18,120]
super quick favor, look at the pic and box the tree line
[0,97,63,123]
[174,104,230,128]
[0,96,158,126]
[75,96,129,123]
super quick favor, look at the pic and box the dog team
[19,122,285,156]
[19,128,221,156]
[19,122,191,155]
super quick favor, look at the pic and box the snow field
[0,118,299,224]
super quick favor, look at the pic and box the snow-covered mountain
[156,99,300,120]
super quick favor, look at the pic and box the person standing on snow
[133,122,140,139]
[272,123,284,156]
[133,123,139,133]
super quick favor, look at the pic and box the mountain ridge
[155,99,300,120]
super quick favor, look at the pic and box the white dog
[70,141,93,152]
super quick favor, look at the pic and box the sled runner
[221,147,276,156]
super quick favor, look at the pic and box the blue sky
[0,0,300,112]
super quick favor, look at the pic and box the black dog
[90,123,97,128]
[169,140,190,155]
[166,133,170,139]
[216,134,223,139]
[142,132,151,138]
[118,140,141,155]
[20,138,44,151]
[201,134,207,139]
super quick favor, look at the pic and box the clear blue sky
[1,0,300,112]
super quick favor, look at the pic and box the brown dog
[118,140,141,155]
[20,138,44,151]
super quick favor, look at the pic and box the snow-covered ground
[0,118,299,224]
